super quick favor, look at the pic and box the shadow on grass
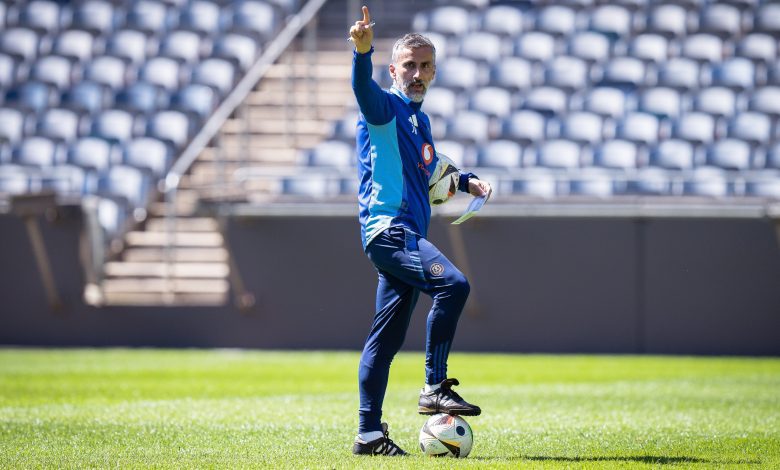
[469,455,761,466]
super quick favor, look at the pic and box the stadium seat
[693,86,736,117]
[458,32,505,63]
[514,32,556,62]
[68,137,116,172]
[745,175,780,199]
[649,139,695,169]
[501,110,547,144]
[0,165,38,195]
[0,107,28,145]
[97,164,152,210]
[146,110,192,149]
[61,81,110,115]
[11,136,62,167]
[71,0,117,36]
[179,0,221,36]
[476,140,523,168]
[123,137,171,177]
[683,166,731,197]
[657,58,700,90]
[767,143,780,170]
[748,87,780,117]
[94,195,130,239]
[106,30,151,64]
[52,30,95,64]
[672,112,716,145]
[592,139,638,169]
[420,6,470,36]
[420,32,449,59]
[16,0,61,34]
[422,88,458,119]
[567,32,610,64]
[706,139,752,170]
[41,164,95,197]
[92,109,138,144]
[599,56,646,90]
[281,174,338,198]
[568,168,619,197]
[5,82,57,113]
[535,139,581,168]
[0,27,39,63]
[615,112,660,145]
[433,140,471,168]
[30,55,73,90]
[699,3,741,38]
[84,56,129,89]
[711,58,755,90]
[480,5,524,36]
[736,33,776,63]
[536,5,577,37]
[0,53,14,89]
[159,30,203,64]
[170,84,218,121]
[330,111,359,142]
[306,140,353,168]
[681,34,724,63]
[544,56,589,92]
[628,34,669,64]
[446,111,490,144]
[139,57,181,92]
[510,168,557,198]
[35,108,82,143]
[523,87,567,116]
[628,167,674,195]
[468,87,512,118]
[727,111,772,146]
[755,3,780,35]
[489,57,533,91]
[435,57,481,91]
[229,0,280,40]
[115,82,167,115]
[646,4,688,38]
[126,0,171,36]
[639,87,681,119]
[559,111,604,145]
[191,58,236,97]
[590,4,633,40]
[582,87,625,118]
[213,33,259,72]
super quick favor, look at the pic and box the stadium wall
[1,212,779,355]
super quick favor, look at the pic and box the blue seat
[711,58,755,90]
[693,87,736,117]
[536,5,576,37]
[628,167,674,195]
[106,30,150,64]
[5,82,56,113]
[639,87,681,119]
[727,112,772,146]
[0,27,39,62]
[568,169,618,197]
[615,112,660,145]
[213,33,259,72]
[599,57,646,90]
[139,56,181,92]
[97,164,152,210]
[590,4,632,40]
[468,87,512,118]
[755,3,780,35]
[706,139,752,170]
[628,34,669,63]
[767,143,780,170]
[68,137,116,172]
[422,6,470,36]
[583,87,625,118]
[306,140,353,168]
[12,137,63,167]
[745,175,780,199]
[748,87,780,117]
[489,57,532,91]
[560,111,604,145]
[567,32,610,63]
[159,30,203,64]
[0,165,38,195]
[91,109,137,144]
[736,33,776,63]
[458,32,504,63]
[681,34,724,63]
[36,108,82,143]
[435,57,481,91]
[699,3,741,38]
[650,139,695,169]
[593,139,638,169]
[433,140,471,168]
[41,164,95,197]
[544,56,588,92]
[84,55,128,89]
[126,0,171,35]
[123,137,171,177]
[0,107,28,145]
[30,55,73,90]
[657,58,700,90]
[71,0,117,36]
[229,0,280,40]
[422,88,458,119]
[523,86,567,116]
[115,82,167,114]
[647,4,688,38]
[514,32,556,62]
[17,0,61,33]
[683,167,730,197]
[480,5,524,36]
[0,53,15,89]
[511,168,557,198]
[170,84,217,121]
[281,175,338,198]
[61,81,109,114]
[179,0,221,35]
[535,139,581,168]
[501,110,546,144]
[446,111,490,144]
[94,195,130,239]
[476,140,523,168]
[52,30,95,64]
[673,112,715,145]
[146,110,192,149]
[330,111,359,142]
[191,58,236,96]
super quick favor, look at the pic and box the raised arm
[350,6,392,125]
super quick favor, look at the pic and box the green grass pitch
[1,349,778,469]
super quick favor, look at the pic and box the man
[349,6,492,456]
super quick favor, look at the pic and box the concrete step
[102,278,229,294]
[101,291,227,306]
[145,217,219,232]
[222,118,332,135]
[104,261,229,279]
[123,247,229,263]
[265,63,352,79]
[124,231,224,248]
[246,90,354,107]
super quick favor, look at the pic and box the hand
[349,5,374,54]
[468,178,492,201]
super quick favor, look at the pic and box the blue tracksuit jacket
[351,47,473,249]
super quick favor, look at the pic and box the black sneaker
[352,423,408,456]
[418,378,482,416]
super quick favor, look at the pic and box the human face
[389,46,435,103]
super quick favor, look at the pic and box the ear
[388,63,396,81]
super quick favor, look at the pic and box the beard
[396,77,429,103]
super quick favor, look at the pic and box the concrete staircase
[97,1,432,306]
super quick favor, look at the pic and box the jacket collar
[390,85,423,110]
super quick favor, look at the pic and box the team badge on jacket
[422,143,434,165]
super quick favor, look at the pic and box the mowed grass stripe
[1,349,778,469]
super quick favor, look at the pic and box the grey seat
[179,0,221,35]
[170,83,217,121]
[628,34,669,64]
[30,55,73,90]
[681,34,724,63]
[536,5,577,37]
[683,167,730,197]
[650,139,695,169]
[476,140,523,169]
[727,111,772,146]
[458,32,505,63]
[106,30,150,64]
[592,139,638,169]
[146,110,192,149]
[435,57,481,91]
[446,110,490,144]
[657,58,700,90]
[560,111,604,145]
[0,107,28,145]
[590,4,632,40]
[420,6,470,36]
[489,57,533,91]
[523,87,567,116]
[468,87,513,118]
[123,137,171,177]
[511,168,557,198]
[706,139,752,170]
[599,56,646,90]
[71,0,117,36]
[748,87,780,117]
[544,56,588,92]
[567,32,610,64]
[639,87,681,119]
[12,137,63,167]
[213,33,258,72]
[97,164,152,209]
[229,0,280,40]
[92,109,138,144]
[159,30,202,64]
[693,87,736,117]
[755,3,780,35]
[61,81,109,114]
[699,3,741,38]
[480,5,524,36]
[711,58,755,90]
[191,57,236,97]
[0,27,39,63]
[736,33,776,63]
[501,110,546,144]
[514,32,556,62]
[52,30,95,64]
[306,140,353,168]
[615,112,660,145]
[673,112,716,145]
[535,139,581,168]
[646,4,688,38]
[84,56,128,89]
[139,56,181,92]
[17,0,61,33]
[68,137,116,172]
[127,0,171,35]
[583,87,625,118]
[36,108,82,143]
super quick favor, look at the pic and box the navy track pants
[358,226,470,433]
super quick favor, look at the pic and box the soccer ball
[428,152,459,205]
[419,413,473,458]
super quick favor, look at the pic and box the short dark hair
[391,33,436,64]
